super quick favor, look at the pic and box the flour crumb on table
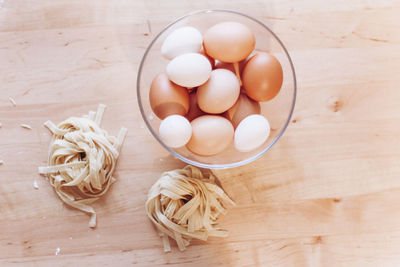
[20,124,32,130]
[33,180,39,189]
[9,97,16,106]
[141,19,152,36]
[55,247,60,256]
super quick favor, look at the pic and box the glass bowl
[137,9,296,169]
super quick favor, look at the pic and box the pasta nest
[146,165,234,252]
[39,104,127,227]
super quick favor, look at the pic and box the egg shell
[197,69,240,114]
[203,21,255,63]
[187,115,234,156]
[225,93,261,128]
[185,90,206,121]
[167,53,212,87]
[161,26,203,60]
[234,114,270,152]
[149,73,189,119]
[159,115,192,148]
[242,52,283,101]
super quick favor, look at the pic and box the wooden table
[1,0,400,266]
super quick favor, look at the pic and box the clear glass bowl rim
[137,8,297,169]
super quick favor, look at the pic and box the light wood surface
[1,0,400,266]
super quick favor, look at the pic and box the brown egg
[200,48,215,69]
[185,90,206,121]
[242,52,283,102]
[186,115,234,156]
[215,61,235,73]
[214,57,249,74]
[149,73,189,119]
[203,22,255,63]
[225,93,261,128]
[197,69,240,114]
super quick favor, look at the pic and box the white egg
[161,26,203,60]
[159,115,192,148]
[234,114,270,152]
[166,53,212,88]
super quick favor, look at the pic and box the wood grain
[1,0,400,266]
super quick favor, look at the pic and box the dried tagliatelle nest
[38,104,127,228]
[146,165,235,252]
